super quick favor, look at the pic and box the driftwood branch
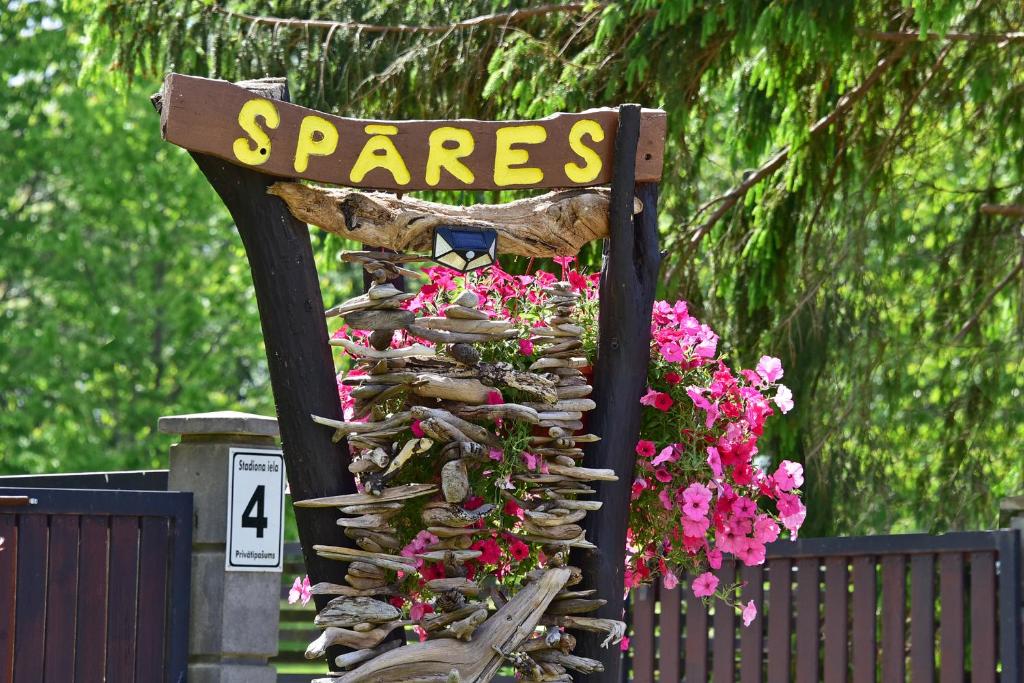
[334,567,571,682]
[981,204,1024,218]
[688,44,908,243]
[269,183,641,258]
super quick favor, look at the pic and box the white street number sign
[226,447,285,571]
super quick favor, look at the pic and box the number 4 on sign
[241,485,269,538]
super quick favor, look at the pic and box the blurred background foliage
[2,0,1022,536]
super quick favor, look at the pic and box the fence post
[1001,495,1024,592]
[161,410,282,683]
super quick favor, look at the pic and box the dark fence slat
[135,516,171,682]
[0,514,17,679]
[938,552,965,682]
[631,586,655,682]
[106,516,140,679]
[795,558,820,683]
[739,564,764,683]
[969,551,996,683]
[712,561,737,683]
[880,555,906,681]
[75,515,109,683]
[658,584,681,683]
[997,531,1022,682]
[850,555,876,683]
[685,583,709,681]
[13,514,48,683]
[43,515,80,682]
[909,554,936,682]
[765,558,792,683]
[822,557,848,683]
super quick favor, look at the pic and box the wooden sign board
[159,73,666,191]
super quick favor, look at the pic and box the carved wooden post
[153,77,357,667]
[573,104,662,680]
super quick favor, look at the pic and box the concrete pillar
[160,410,282,683]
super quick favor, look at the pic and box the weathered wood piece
[269,184,643,258]
[295,483,437,508]
[161,74,666,191]
[571,104,662,681]
[335,567,571,682]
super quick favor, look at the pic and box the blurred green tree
[5,0,1023,534]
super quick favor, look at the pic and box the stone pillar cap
[158,410,279,438]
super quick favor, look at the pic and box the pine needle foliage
[68,0,1024,535]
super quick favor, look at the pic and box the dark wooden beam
[154,77,356,669]
[572,104,662,680]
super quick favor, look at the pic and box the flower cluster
[628,300,802,623]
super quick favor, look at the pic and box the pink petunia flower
[288,575,312,606]
[635,440,656,458]
[651,445,678,467]
[487,390,504,405]
[660,342,685,363]
[410,601,434,621]
[489,448,504,462]
[518,338,534,355]
[707,447,723,478]
[753,516,781,544]
[640,387,674,411]
[662,571,679,590]
[772,460,804,491]
[692,571,719,598]
[742,600,757,627]
[522,452,540,471]
[681,515,709,537]
[654,468,673,484]
[410,420,425,438]
[508,540,530,562]
[774,384,794,413]
[707,549,723,569]
[756,355,784,383]
[471,538,501,564]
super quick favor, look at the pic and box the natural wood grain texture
[572,104,661,683]
[739,564,765,683]
[270,183,635,257]
[14,514,47,683]
[106,516,140,680]
[75,515,109,682]
[335,567,571,682]
[822,558,848,683]
[631,586,654,681]
[43,515,80,682]
[713,561,737,683]
[160,73,666,190]
[969,552,996,682]
[880,555,906,681]
[766,558,792,683]
[135,516,171,681]
[657,584,682,683]
[850,556,876,683]
[909,554,935,682]
[938,553,964,683]
[794,558,820,683]
[0,514,17,679]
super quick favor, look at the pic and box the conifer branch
[688,44,909,243]
[212,3,604,35]
[861,29,1024,44]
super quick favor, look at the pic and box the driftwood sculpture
[268,183,642,258]
[292,254,624,681]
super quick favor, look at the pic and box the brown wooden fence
[0,487,192,683]
[626,530,1022,682]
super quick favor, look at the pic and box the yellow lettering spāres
[349,124,411,186]
[564,119,605,184]
[293,115,339,173]
[232,98,279,166]
[493,125,547,186]
[425,127,475,186]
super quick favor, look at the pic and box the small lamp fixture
[431,225,498,273]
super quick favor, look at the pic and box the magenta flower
[732,496,757,519]
[488,448,504,462]
[692,571,719,598]
[756,355,784,384]
[635,440,656,458]
[651,445,678,467]
[706,447,723,478]
[772,460,804,491]
[658,488,674,510]
[640,387,674,411]
[288,575,312,605]
[410,420,425,438]
[659,342,685,363]
[662,571,679,590]
[707,549,723,569]
[518,338,534,355]
[522,452,540,471]
[681,515,709,537]
[753,516,780,544]
[742,600,757,626]
[508,540,530,562]
[681,485,711,520]
[654,468,673,484]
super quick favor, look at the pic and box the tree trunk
[572,104,662,681]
